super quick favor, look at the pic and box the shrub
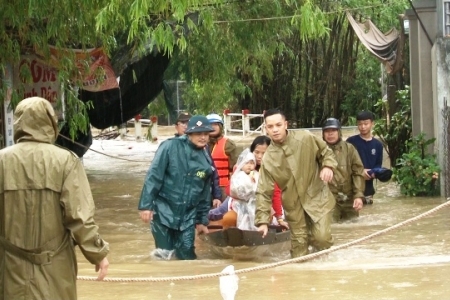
[394,133,440,196]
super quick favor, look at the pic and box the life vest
[211,137,230,187]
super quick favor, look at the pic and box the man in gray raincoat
[255,109,338,257]
[322,118,365,221]
[139,115,214,260]
[0,97,109,299]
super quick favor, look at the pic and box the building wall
[406,1,437,140]
[432,39,450,196]
[406,0,450,195]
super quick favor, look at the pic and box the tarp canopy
[79,51,170,129]
[346,12,403,74]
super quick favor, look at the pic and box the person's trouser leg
[173,225,197,260]
[307,211,333,251]
[363,180,375,204]
[340,200,359,220]
[151,219,174,250]
[288,206,309,258]
[333,200,359,222]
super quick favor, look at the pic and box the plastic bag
[230,171,256,201]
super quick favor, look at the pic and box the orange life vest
[211,137,230,187]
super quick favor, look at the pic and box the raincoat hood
[235,148,256,172]
[14,97,58,144]
[230,149,258,201]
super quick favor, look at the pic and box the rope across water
[77,199,450,282]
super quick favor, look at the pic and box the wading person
[346,111,383,204]
[0,97,110,299]
[255,109,337,257]
[206,113,239,200]
[174,112,222,208]
[322,118,365,222]
[139,115,214,260]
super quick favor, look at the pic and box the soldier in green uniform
[322,118,365,222]
[138,115,214,260]
[255,109,338,258]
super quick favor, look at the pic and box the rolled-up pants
[151,219,196,260]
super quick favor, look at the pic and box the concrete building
[406,0,450,196]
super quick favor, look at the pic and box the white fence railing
[223,109,265,137]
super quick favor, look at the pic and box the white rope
[77,199,450,282]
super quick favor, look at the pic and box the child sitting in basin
[222,148,259,231]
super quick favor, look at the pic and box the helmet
[322,118,341,130]
[206,113,223,125]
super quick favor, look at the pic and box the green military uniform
[328,140,365,222]
[255,130,338,257]
[0,97,109,300]
[138,135,213,260]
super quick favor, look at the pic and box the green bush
[394,133,440,196]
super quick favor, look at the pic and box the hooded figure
[230,149,258,231]
[0,97,109,299]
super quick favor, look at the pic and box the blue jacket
[175,134,221,200]
[138,136,213,229]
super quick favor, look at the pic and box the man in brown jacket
[0,97,109,299]
[255,109,337,258]
[322,118,365,222]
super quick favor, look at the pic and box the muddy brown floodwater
[77,138,450,300]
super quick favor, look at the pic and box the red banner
[49,47,119,92]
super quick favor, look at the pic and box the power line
[212,3,390,24]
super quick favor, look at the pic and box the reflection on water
[78,141,450,300]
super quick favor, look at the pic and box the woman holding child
[208,136,288,229]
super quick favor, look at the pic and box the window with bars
[444,1,450,36]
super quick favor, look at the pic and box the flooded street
[77,139,450,300]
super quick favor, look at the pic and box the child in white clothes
[229,148,259,231]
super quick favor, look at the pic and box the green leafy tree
[0,0,222,135]
[373,88,412,167]
[168,0,409,125]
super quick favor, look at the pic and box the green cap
[185,115,214,133]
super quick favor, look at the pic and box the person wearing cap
[173,112,223,208]
[255,109,337,258]
[206,113,239,200]
[322,118,365,222]
[174,112,192,137]
[346,111,384,204]
[138,115,215,260]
